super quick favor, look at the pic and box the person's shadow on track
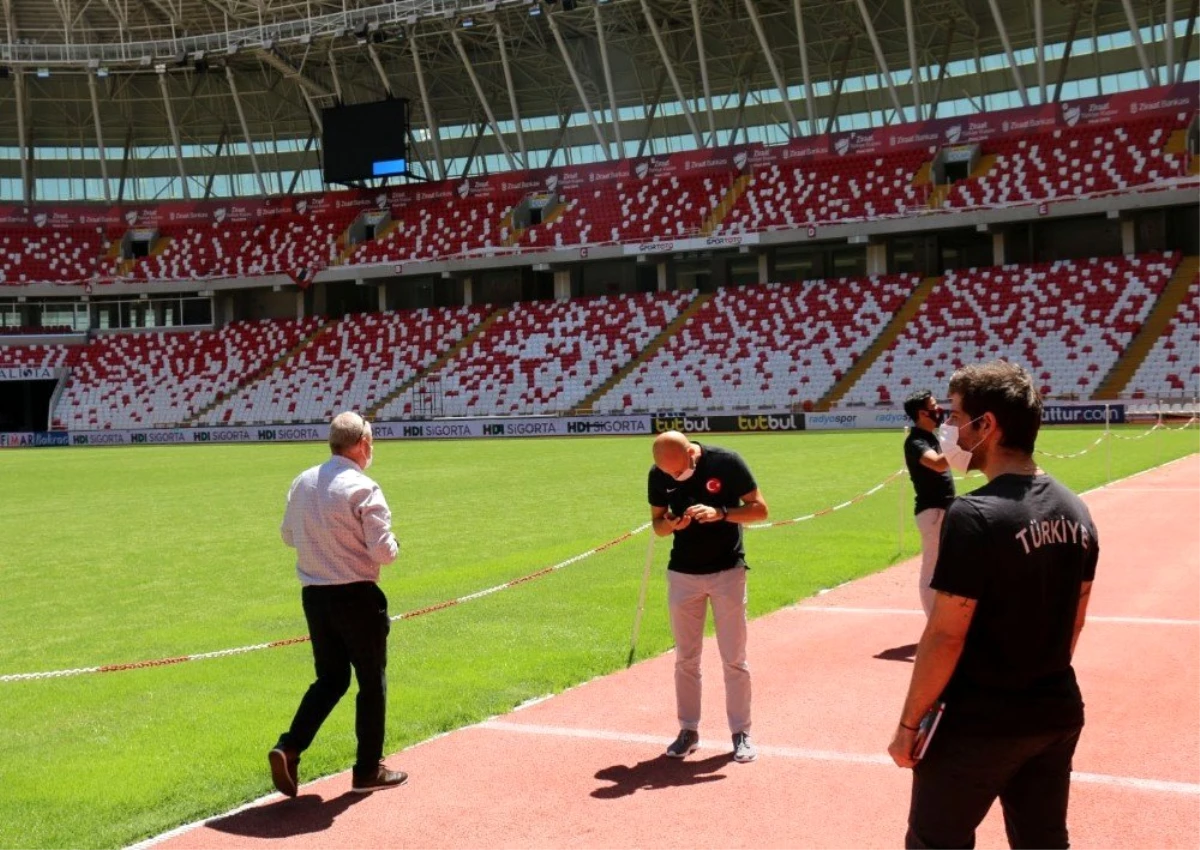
[205,791,365,839]
[874,642,918,662]
[592,753,733,799]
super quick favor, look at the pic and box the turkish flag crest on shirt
[705,478,722,494]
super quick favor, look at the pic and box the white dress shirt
[281,454,399,586]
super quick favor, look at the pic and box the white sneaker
[732,731,757,763]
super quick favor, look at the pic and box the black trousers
[906,724,1083,850]
[278,582,390,778]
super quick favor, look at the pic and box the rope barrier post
[627,532,656,667]
[1104,402,1112,484]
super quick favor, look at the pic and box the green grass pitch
[0,425,1195,849]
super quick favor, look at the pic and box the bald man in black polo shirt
[889,362,1098,850]
[648,430,769,764]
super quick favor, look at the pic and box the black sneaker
[351,765,409,794]
[665,729,700,758]
[268,746,300,797]
[732,731,757,763]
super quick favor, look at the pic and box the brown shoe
[351,765,409,794]
[268,747,300,798]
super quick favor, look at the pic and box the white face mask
[954,414,988,468]
[671,451,696,482]
[940,425,972,472]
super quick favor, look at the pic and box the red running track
[152,455,1200,849]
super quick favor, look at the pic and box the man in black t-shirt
[888,362,1098,850]
[647,430,769,764]
[902,390,956,616]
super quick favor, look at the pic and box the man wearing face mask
[888,362,1098,850]
[902,391,956,617]
[648,430,769,763]
[270,411,407,797]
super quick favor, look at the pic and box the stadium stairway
[182,320,332,427]
[1165,128,1188,154]
[363,306,507,420]
[700,175,751,236]
[1092,254,1200,399]
[928,155,997,209]
[1163,127,1197,174]
[814,275,941,410]
[571,292,711,414]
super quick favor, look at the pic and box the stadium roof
[0,0,1193,198]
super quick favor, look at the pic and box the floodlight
[36,67,50,78]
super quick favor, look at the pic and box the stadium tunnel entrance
[0,379,56,431]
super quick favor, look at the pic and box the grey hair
[329,411,371,454]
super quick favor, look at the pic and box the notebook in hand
[913,701,946,761]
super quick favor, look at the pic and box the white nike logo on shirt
[665,488,678,493]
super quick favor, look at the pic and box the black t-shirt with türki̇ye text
[647,444,757,575]
[904,427,955,514]
[931,473,1099,736]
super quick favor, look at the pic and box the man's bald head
[329,411,371,455]
[653,430,695,479]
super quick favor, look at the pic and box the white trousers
[667,567,751,735]
[915,507,946,617]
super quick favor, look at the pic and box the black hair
[903,390,935,424]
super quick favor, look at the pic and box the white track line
[477,721,1200,796]
[1099,487,1200,492]
[790,606,1200,626]
[478,720,891,766]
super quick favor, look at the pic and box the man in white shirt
[269,412,406,796]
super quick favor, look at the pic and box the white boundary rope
[1035,433,1108,459]
[1,469,911,684]
[6,423,1192,685]
[748,470,906,529]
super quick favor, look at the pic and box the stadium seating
[0,227,109,285]
[525,174,722,250]
[842,253,1181,406]
[942,117,1191,208]
[199,305,490,424]
[0,325,76,335]
[1126,275,1200,399]
[715,150,932,234]
[52,317,322,430]
[594,275,919,412]
[348,192,526,266]
[130,214,354,282]
[0,343,80,370]
[376,291,695,418]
